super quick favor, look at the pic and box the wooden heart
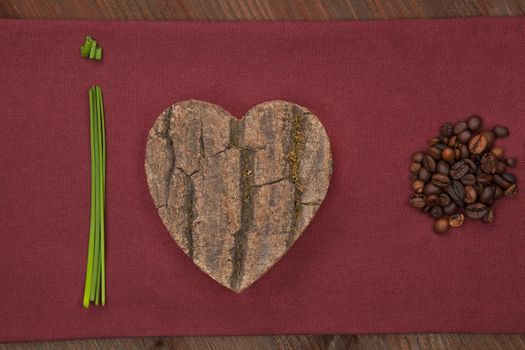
[145,100,332,292]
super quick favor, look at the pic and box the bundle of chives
[83,85,106,308]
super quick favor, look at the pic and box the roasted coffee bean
[449,213,465,228]
[433,218,450,233]
[463,159,477,173]
[466,202,488,219]
[429,138,440,146]
[436,160,450,174]
[447,180,465,203]
[502,173,516,183]
[443,202,458,215]
[418,167,431,182]
[476,173,493,185]
[425,194,441,206]
[422,155,437,172]
[460,174,476,186]
[496,161,507,174]
[453,121,467,135]
[431,173,450,188]
[480,186,495,205]
[493,125,509,138]
[441,136,449,144]
[480,153,497,174]
[448,135,457,147]
[424,183,442,195]
[428,147,442,160]
[506,158,516,168]
[505,184,517,196]
[410,162,421,173]
[483,208,495,223]
[412,152,424,163]
[434,143,447,151]
[467,115,482,131]
[474,182,485,197]
[490,146,504,158]
[430,206,443,219]
[413,179,425,193]
[457,130,472,144]
[480,130,495,148]
[450,160,469,179]
[455,149,461,160]
[468,134,488,155]
[464,185,477,204]
[493,174,510,189]
[494,185,504,200]
[460,144,470,159]
[439,193,452,207]
[441,147,455,162]
[409,194,426,208]
[440,123,453,137]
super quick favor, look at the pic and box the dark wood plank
[1,0,525,349]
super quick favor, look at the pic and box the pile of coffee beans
[409,116,518,233]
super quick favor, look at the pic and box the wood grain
[1,0,525,349]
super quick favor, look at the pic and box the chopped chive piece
[95,47,102,61]
[89,40,97,60]
[81,36,93,57]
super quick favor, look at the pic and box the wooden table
[1,1,524,349]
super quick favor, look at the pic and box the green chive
[98,86,107,305]
[81,36,93,57]
[95,47,102,61]
[89,40,97,60]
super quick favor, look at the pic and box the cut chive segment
[83,85,106,308]
[81,36,103,61]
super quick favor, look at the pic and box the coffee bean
[428,147,442,160]
[463,159,477,173]
[425,194,441,206]
[494,185,504,200]
[433,218,450,233]
[506,158,516,168]
[443,202,458,215]
[439,193,452,207]
[424,182,442,195]
[431,173,450,188]
[422,155,437,172]
[437,160,450,174]
[466,202,488,219]
[418,167,431,182]
[441,136,449,144]
[409,194,426,208]
[434,143,447,151]
[490,146,504,158]
[447,180,465,204]
[493,125,509,138]
[496,161,507,174]
[493,174,510,189]
[429,138,440,146]
[464,185,477,204]
[474,182,485,197]
[480,153,497,174]
[480,130,495,148]
[468,134,488,155]
[449,213,465,228]
[441,147,455,162]
[460,174,476,186]
[413,179,425,193]
[450,160,469,179]
[454,148,461,160]
[412,152,424,163]
[453,121,467,135]
[448,135,457,147]
[467,115,482,131]
[410,162,421,173]
[480,186,495,205]
[476,173,493,185]
[502,173,516,183]
[440,123,453,137]
[504,184,517,196]
[460,144,470,159]
[430,206,443,219]
[457,130,472,144]
[483,208,495,223]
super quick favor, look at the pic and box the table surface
[1,1,525,349]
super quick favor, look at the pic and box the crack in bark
[286,106,305,248]
[229,121,254,292]
[183,173,195,259]
[199,117,206,159]
[253,177,287,188]
[162,107,175,208]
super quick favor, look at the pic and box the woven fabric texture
[0,18,524,342]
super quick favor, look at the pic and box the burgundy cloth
[0,18,524,342]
